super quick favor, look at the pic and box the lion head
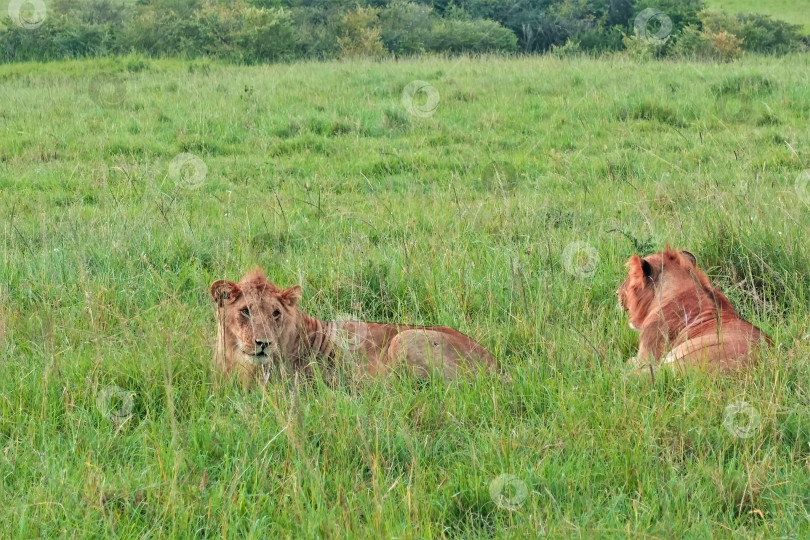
[210,269,304,373]
[617,248,712,330]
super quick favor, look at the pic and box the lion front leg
[628,325,670,378]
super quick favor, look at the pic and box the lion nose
[255,339,272,350]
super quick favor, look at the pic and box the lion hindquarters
[386,329,496,380]
[662,328,767,373]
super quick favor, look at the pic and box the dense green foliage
[1,54,810,537]
[710,0,810,32]
[0,0,806,63]
[668,9,808,61]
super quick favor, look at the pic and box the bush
[52,0,129,26]
[336,6,386,59]
[670,25,714,60]
[118,0,200,58]
[0,0,128,61]
[670,25,744,62]
[233,6,298,63]
[290,7,340,59]
[699,9,742,36]
[551,38,584,59]
[711,30,745,61]
[670,9,804,61]
[0,14,112,61]
[379,1,434,56]
[541,1,597,52]
[632,0,704,31]
[117,0,298,61]
[695,9,804,55]
[427,17,518,54]
[621,32,658,61]
[577,26,625,53]
[736,13,805,54]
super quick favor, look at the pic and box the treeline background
[1,0,807,63]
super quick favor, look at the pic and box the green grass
[1,53,810,537]
[709,0,810,31]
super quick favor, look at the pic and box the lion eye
[272,309,282,319]
[240,307,251,319]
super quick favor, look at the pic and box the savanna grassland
[1,53,810,538]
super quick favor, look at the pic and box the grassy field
[1,53,810,537]
[710,0,810,31]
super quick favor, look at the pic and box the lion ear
[681,250,697,265]
[279,285,303,307]
[627,255,653,286]
[210,280,241,307]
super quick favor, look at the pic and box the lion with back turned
[617,248,771,374]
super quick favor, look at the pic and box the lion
[210,268,497,384]
[617,248,771,375]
